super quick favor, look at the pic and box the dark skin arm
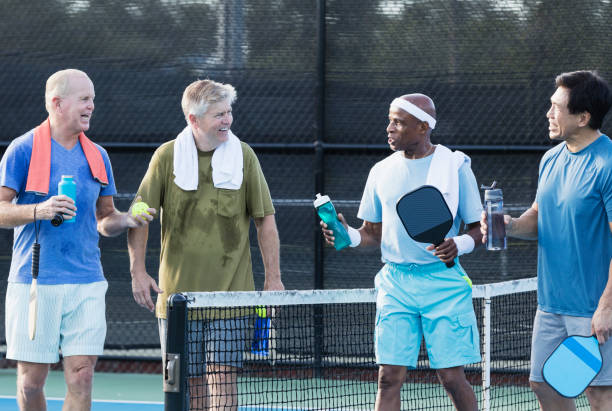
[320,214,480,265]
[426,221,482,264]
[320,213,382,249]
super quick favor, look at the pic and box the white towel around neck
[425,144,469,218]
[173,126,243,191]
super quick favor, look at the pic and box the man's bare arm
[254,214,284,291]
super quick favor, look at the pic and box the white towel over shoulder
[173,126,243,191]
[426,144,469,218]
[211,131,243,190]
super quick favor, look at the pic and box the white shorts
[530,309,612,386]
[5,281,108,363]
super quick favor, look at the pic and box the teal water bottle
[314,193,350,250]
[58,175,76,223]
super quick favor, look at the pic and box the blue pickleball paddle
[542,335,602,398]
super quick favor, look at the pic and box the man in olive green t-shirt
[127,79,284,410]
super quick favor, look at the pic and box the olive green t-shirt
[136,140,274,318]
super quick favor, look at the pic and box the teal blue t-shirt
[536,135,612,316]
[0,130,116,284]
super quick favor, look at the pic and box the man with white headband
[321,93,483,411]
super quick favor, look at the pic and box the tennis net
[163,277,589,410]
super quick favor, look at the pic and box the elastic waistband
[385,259,459,274]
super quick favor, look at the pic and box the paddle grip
[31,242,40,280]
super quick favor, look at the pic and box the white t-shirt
[357,149,482,265]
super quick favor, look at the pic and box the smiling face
[190,99,233,151]
[57,73,95,136]
[547,86,583,141]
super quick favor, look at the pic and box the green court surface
[0,369,163,410]
[0,369,591,410]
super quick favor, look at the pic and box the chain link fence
[1,0,611,349]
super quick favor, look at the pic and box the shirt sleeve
[457,161,483,224]
[0,136,30,194]
[98,146,117,197]
[357,165,382,223]
[136,147,166,214]
[244,145,274,218]
[602,155,612,223]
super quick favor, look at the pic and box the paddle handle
[29,242,40,340]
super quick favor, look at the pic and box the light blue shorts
[374,261,481,369]
[530,309,612,385]
[5,281,108,363]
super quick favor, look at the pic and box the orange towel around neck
[25,118,109,195]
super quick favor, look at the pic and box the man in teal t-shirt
[481,70,612,410]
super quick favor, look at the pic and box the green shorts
[374,261,481,369]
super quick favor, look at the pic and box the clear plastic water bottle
[484,187,506,250]
[314,193,351,250]
[58,175,76,224]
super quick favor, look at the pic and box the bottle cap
[484,188,503,201]
[313,193,331,208]
[61,175,74,179]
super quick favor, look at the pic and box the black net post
[164,293,188,411]
[313,0,327,378]
[313,0,327,292]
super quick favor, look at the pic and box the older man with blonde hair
[0,69,153,410]
[128,79,284,409]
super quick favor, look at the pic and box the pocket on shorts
[217,189,240,217]
[455,311,478,351]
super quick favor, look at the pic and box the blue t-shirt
[536,135,612,317]
[358,150,483,265]
[0,130,117,284]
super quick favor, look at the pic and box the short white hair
[181,79,237,122]
[45,69,90,112]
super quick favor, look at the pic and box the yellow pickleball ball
[131,201,150,217]
[255,306,267,317]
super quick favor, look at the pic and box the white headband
[390,98,436,129]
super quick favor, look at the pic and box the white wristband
[453,234,475,256]
[347,226,361,247]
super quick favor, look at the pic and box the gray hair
[45,69,90,112]
[181,79,237,122]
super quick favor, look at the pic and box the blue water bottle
[314,193,351,250]
[251,306,271,356]
[58,175,76,223]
